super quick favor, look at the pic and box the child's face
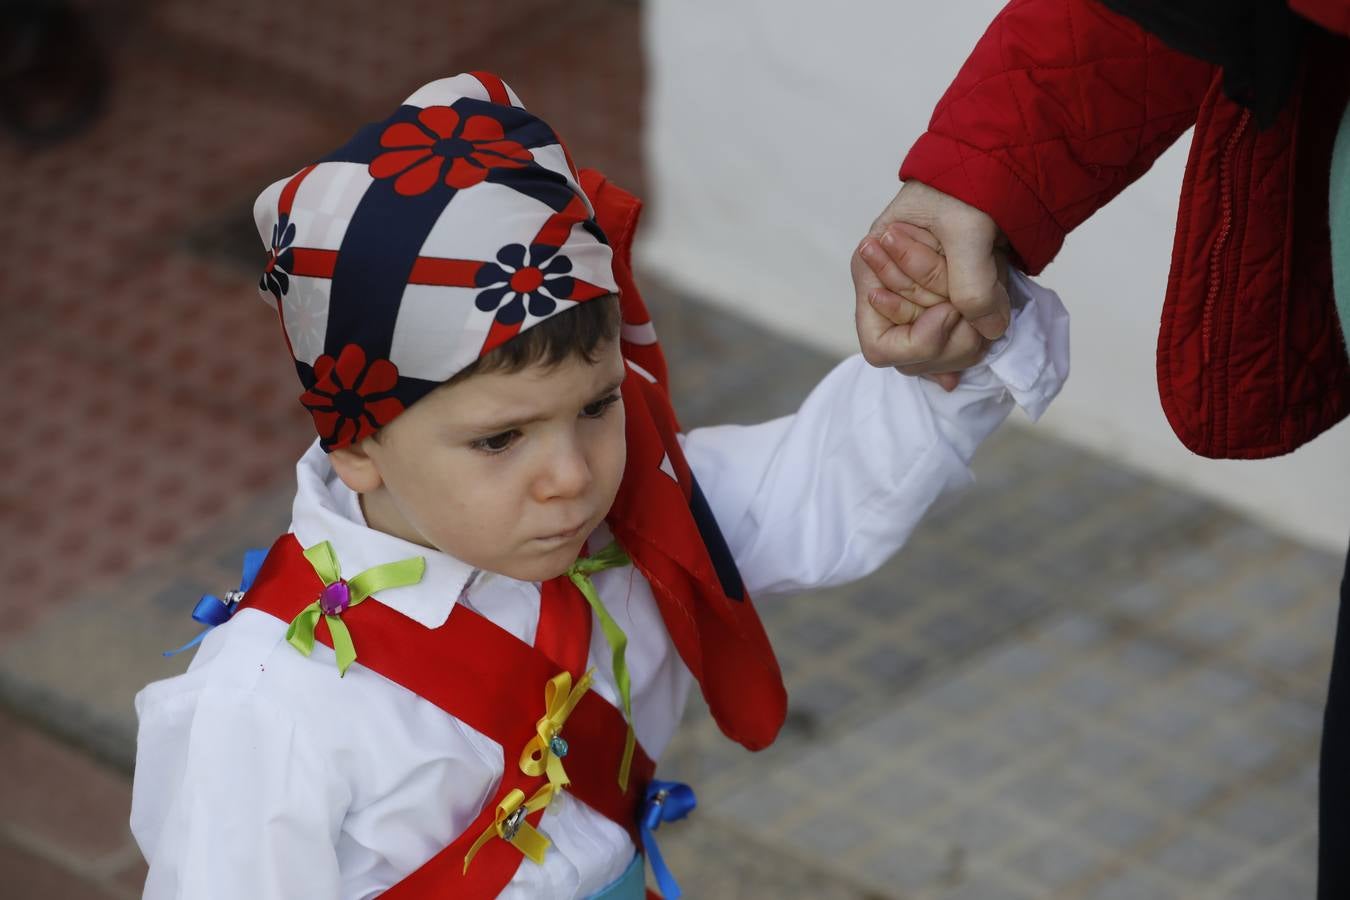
[339,340,628,582]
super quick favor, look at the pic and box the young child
[130,72,1069,899]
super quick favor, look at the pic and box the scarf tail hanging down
[581,170,788,752]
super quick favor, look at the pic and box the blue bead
[550,735,569,758]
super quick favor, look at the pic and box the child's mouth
[536,520,588,543]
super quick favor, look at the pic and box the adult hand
[852,181,1009,388]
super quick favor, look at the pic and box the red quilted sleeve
[1290,0,1350,35]
[899,0,1214,273]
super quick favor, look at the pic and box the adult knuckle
[952,291,995,318]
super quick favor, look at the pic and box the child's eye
[471,430,520,455]
[581,394,621,419]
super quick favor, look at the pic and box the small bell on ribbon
[462,785,555,873]
[500,806,528,841]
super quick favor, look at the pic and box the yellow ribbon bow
[462,784,556,874]
[520,669,595,790]
[462,670,595,874]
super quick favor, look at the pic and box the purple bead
[319,580,351,615]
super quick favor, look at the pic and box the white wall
[638,0,1350,552]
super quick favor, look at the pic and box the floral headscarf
[252,72,617,451]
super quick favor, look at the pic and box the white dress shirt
[131,272,1069,899]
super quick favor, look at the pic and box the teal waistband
[586,852,645,900]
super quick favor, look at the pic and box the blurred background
[1,0,1345,897]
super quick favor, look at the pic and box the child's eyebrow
[464,376,626,436]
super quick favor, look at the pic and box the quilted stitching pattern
[900,0,1213,273]
[901,0,1350,458]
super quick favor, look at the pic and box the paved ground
[0,1,1342,898]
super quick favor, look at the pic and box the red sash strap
[238,534,655,898]
[536,561,595,678]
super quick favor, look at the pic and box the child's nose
[536,439,593,500]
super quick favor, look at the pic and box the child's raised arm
[679,235,1068,598]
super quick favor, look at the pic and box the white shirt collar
[288,440,479,629]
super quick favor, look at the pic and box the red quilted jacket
[900,0,1350,459]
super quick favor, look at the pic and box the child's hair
[449,293,621,386]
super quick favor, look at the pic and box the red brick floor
[1,0,643,889]
[0,711,145,898]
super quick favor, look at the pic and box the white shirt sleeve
[132,682,348,899]
[681,270,1069,597]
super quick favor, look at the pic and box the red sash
[239,534,655,897]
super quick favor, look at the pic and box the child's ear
[329,437,384,494]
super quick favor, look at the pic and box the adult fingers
[938,226,1011,340]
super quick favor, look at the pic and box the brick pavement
[0,710,143,898]
[1,1,1342,898]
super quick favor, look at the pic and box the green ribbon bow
[286,541,425,677]
[566,541,637,789]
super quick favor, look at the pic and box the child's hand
[853,222,995,390]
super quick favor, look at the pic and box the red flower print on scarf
[368,106,533,196]
[300,344,405,450]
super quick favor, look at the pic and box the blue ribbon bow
[640,779,696,900]
[162,549,267,657]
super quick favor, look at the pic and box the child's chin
[498,540,586,583]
